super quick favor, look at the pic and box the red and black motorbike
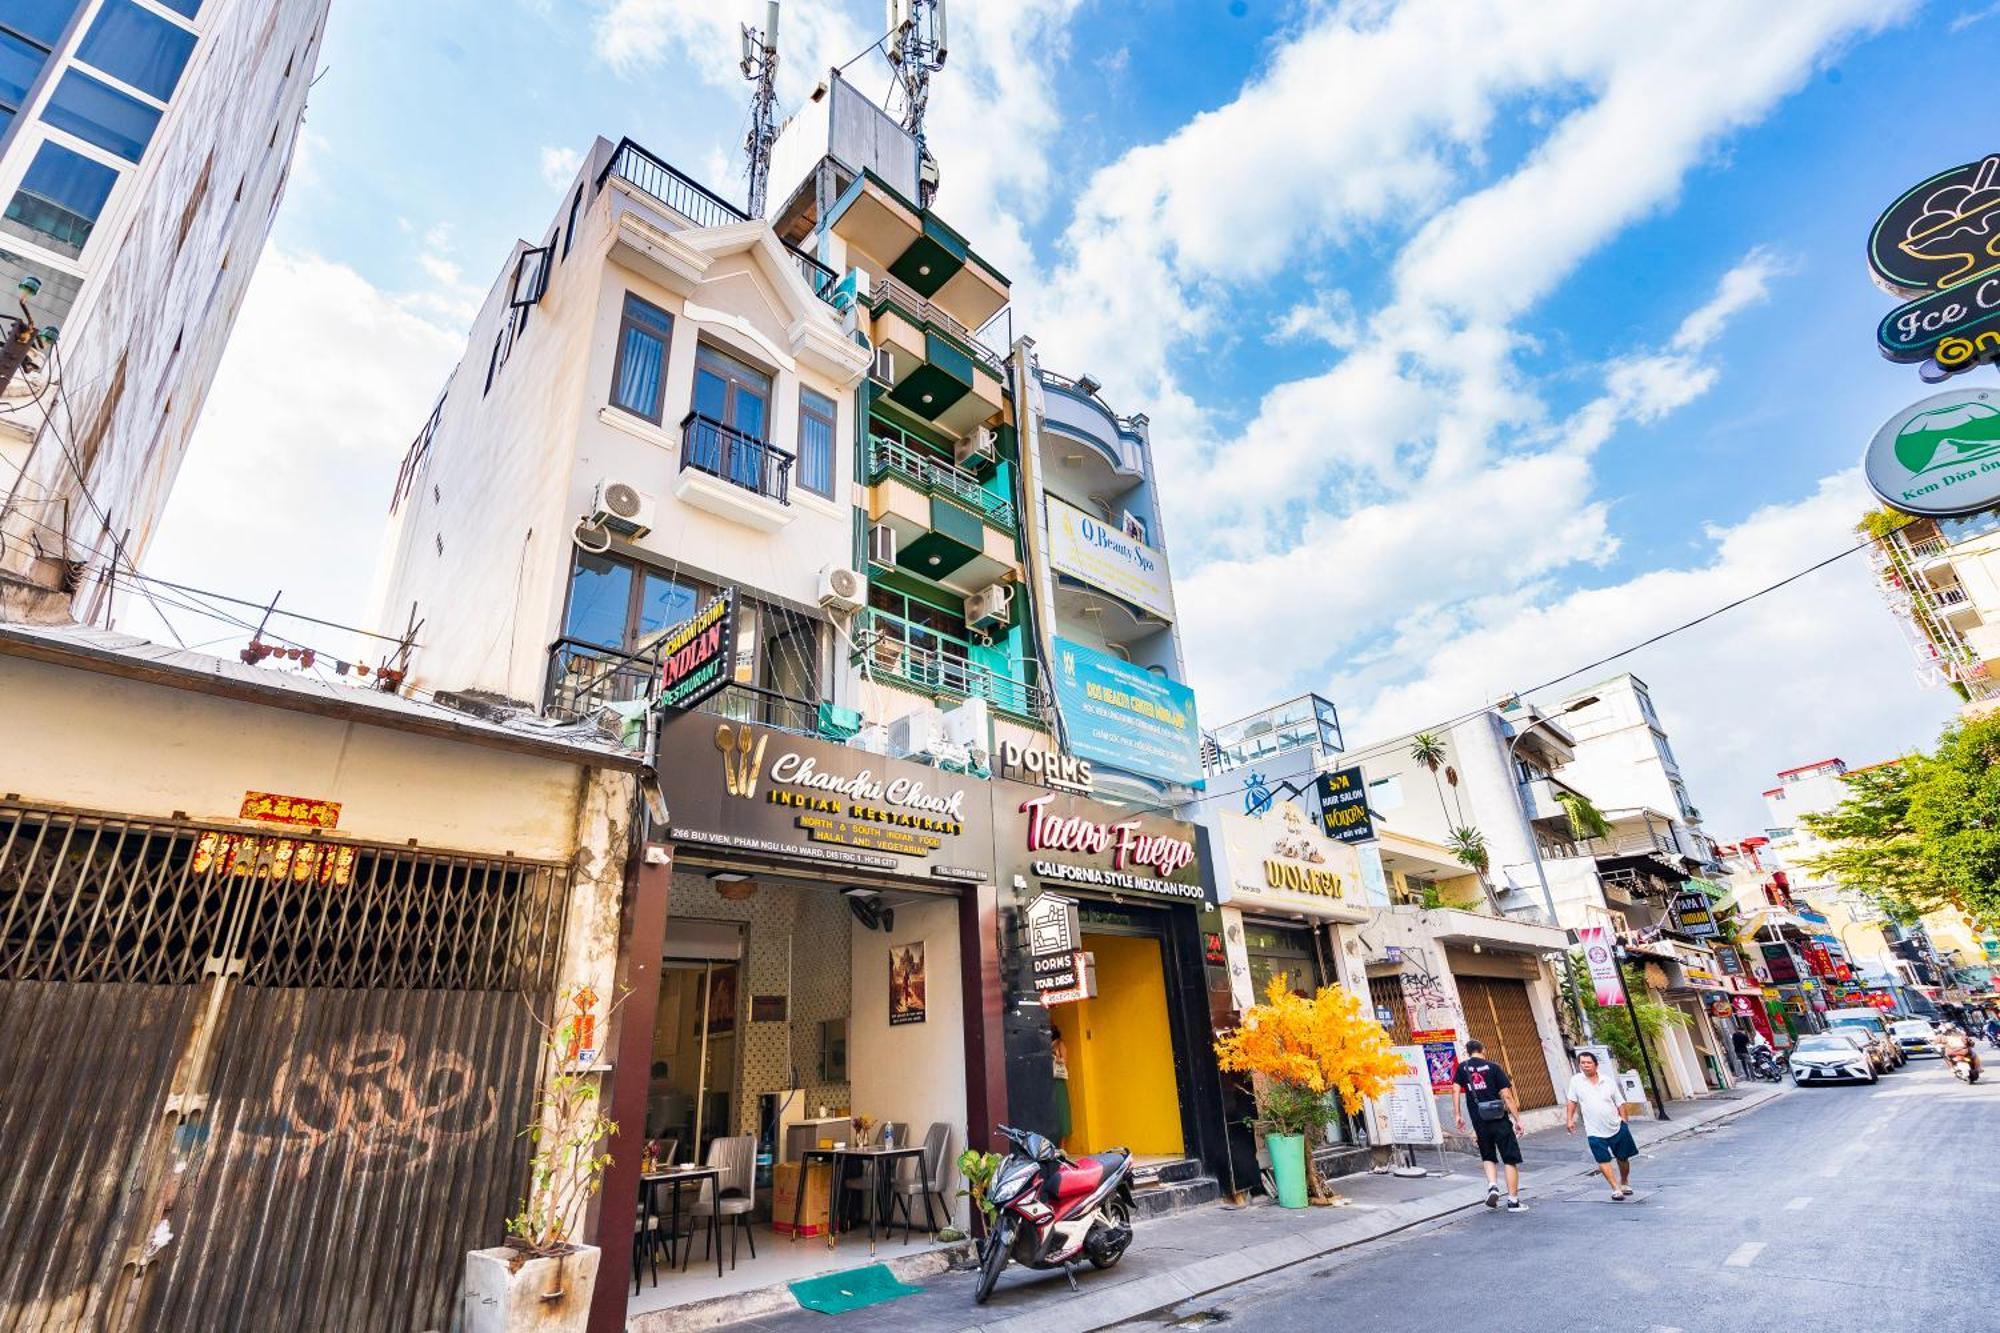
[973,1125,1136,1304]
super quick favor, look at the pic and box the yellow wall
[1052,932,1184,1158]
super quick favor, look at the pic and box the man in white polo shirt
[1564,1050,1637,1200]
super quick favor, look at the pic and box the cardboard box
[772,1161,833,1237]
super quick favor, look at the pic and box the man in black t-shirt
[1452,1039,1527,1212]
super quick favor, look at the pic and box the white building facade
[0,0,328,620]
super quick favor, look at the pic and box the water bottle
[882,1124,894,1149]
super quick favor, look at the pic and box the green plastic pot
[1266,1132,1308,1208]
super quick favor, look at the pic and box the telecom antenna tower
[741,2,781,217]
[886,0,947,206]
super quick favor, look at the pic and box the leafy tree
[1797,761,1936,923]
[1572,958,1690,1076]
[1800,717,2000,930]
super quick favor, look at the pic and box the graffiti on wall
[272,1032,496,1175]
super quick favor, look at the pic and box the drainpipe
[1009,336,1070,750]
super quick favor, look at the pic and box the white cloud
[539,144,583,190]
[403,222,485,328]
[120,249,462,658]
[1331,471,1959,835]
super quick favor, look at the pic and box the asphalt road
[1122,1055,1999,1333]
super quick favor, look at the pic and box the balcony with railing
[674,413,794,530]
[853,609,1045,719]
[543,638,821,733]
[869,275,1007,376]
[866,436,1015,530]
[599,138,839,306]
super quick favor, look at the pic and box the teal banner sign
[1049,637,1202,786]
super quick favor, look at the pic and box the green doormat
[788,1263,921,1315]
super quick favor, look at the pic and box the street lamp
[1613,942,1671,1120]
[0,275,53,397]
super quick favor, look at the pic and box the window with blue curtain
[0,0,83,49]
[609,292,671,423]
[0,140,118,258]
[77,0,195,101]
[692,343,771,491]
[798,388,835,498]
[41,68,159,161]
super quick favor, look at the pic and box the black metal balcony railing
[600,138,840,307]
[543,638,818,733]
[681,412,793,504]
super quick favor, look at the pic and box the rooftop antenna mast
[741,1,781,217]
[885,0,947,207]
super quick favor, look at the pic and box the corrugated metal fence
[0,803,572,1333]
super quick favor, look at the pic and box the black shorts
[1474,1119,1522,1166]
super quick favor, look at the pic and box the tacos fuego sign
[1017,792,1205,903]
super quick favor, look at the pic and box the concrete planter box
[462,1244,600,1333]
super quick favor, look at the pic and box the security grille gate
[1456,976,1557,1110]
[0,803,573,1333]
[1366,977,1414,1045]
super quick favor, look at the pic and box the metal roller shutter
[1456,976,1557,1110]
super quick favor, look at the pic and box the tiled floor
[626,1223,954,1317]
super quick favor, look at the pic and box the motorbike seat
[1087,1148,1131,1175]
[1053,1158,1105,1199]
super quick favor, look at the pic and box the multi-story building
[0,0,329,621]
[1865,509,2000,710]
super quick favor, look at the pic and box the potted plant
[463,986,620,1333]
[1214,976,1404,1208]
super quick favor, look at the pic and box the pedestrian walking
[1565,1051,1637,1200]
[1730,1025,1752,1076]
[1452,1039,1527,1213]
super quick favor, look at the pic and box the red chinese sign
[194,832,355,887]
[1800,941,1837,979]
[240,791,342,829]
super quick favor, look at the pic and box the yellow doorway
[1048,931,1185,1158]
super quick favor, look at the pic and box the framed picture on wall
[705,967,737,1035]
[889,941,926,1026]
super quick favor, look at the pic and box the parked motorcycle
[972,1124,1135,1305]
[1747,1046,1786,1083]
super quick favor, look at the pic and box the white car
[1890,1018,1939,1058]
[1789,1033,1878,1085]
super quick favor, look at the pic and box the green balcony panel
[899,526,979,580]
[888,362,971,420]
[930,495,985,550]
[889,217,969,297]
[924,331,976,387]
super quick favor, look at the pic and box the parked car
[1790,1032,1879,1085]
[1828,1027,1894,1074]
[1825,1010,1904,1070]
[1890,1018,1940,1058]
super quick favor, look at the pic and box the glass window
[693,343,771,489]
[155,0,201,17]
[563,552,632,650]
[1,141,117,258]
[609,292,670,422]
[0,29,45,110]
[0,0,82,49]
[77,0,195,101]
[42,68,160,161]
[798,387,835,498]
[0,246,80,323]
[634,571,698,644]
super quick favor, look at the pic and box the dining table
[790,1145,929,1255]
[640,1164,724,1278]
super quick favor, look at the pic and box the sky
[129,0,1996,837]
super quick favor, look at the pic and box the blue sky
[139,0,1992,833]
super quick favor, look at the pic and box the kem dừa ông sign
[1862,388,2000,518]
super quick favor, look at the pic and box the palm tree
[1411,732,1490,879]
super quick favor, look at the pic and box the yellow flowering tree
[1214,975,1406,1203]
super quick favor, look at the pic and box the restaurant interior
[626,868,972,1316]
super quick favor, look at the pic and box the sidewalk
[708,1084,1784,1333]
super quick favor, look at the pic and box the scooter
[972,1124,1135,1305]
[1746,1046,1786,1083]
[1948,1046,1981,1083]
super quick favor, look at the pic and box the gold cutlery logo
[715,724,769,799]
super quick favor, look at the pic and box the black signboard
[1671,890,1719,940]
[1869,154,2000,373]
[1024,892,1083,1000]
[1315,765,1374,844]
[993,781,1210,907]
[1760,942,1801,986]
[655,589,736,713]
[655,713,993,883]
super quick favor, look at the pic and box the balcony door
[692,343,771,490]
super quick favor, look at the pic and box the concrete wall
[2,0,332,616]
[849,895,967,1224]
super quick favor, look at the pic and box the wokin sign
[1862,388,2000,518]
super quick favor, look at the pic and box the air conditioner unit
[954,425,998,470]
[885,706,944,760]
[940,697,990,769]
[964,582,1012,633]
[591,479,656,538]
[817,564,867,613]
[867,522,899,567]
[871,347,897,386]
